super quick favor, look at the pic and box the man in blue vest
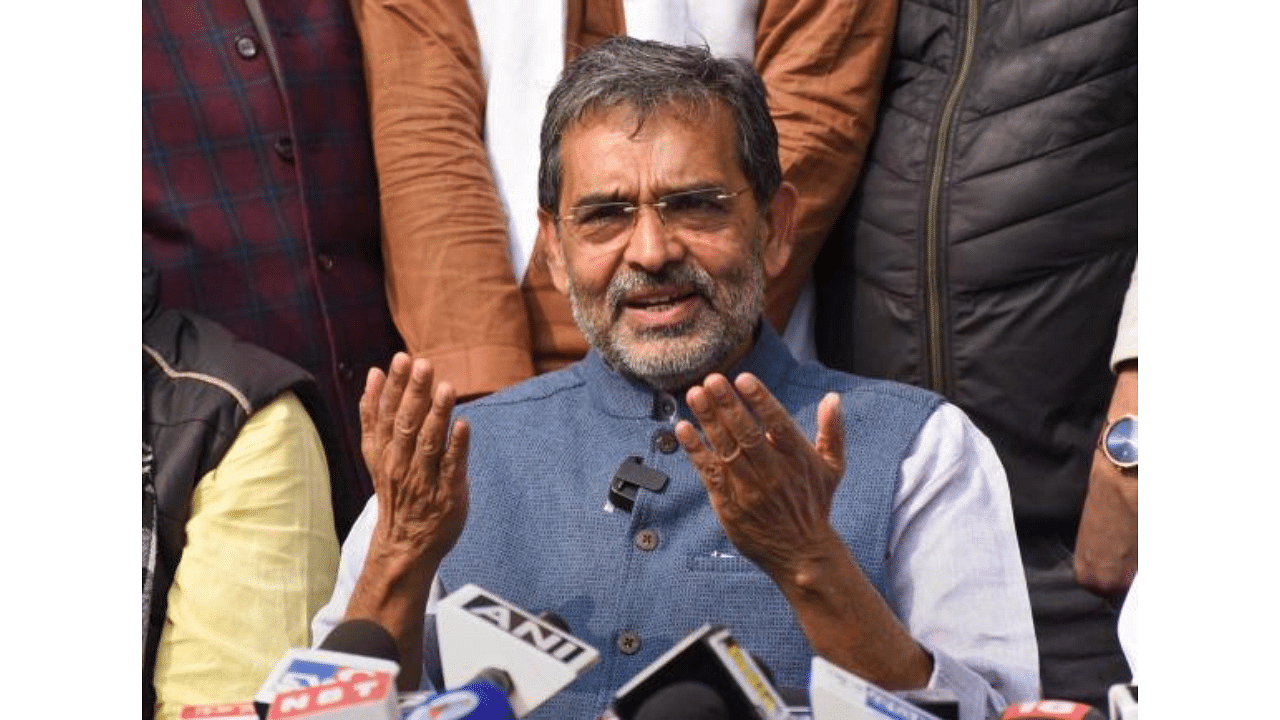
[315,37,1038,720]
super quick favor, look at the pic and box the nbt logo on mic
[462,593,591,664]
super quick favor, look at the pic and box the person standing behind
[143,0,404,529]
[814,0,1137,708]
[347,0,898,396]
[144,268,339,720]
[1075,261,1138,597]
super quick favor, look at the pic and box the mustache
[605,262,716,316]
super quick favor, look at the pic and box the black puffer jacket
[816,0,1137,533]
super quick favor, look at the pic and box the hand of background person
[1074,363,1138,600]
[360,352,471,572]
[675,372,847,578]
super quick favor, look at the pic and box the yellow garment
[152,393,340,719]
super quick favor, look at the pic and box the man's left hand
[675,372,846,578]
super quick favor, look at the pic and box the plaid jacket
[143,0,402,513]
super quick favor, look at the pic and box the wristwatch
[1099,414,1138,471]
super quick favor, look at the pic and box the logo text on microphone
[462,594,590,663]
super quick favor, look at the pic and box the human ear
[537,208,570,294]
[761,181,798,280]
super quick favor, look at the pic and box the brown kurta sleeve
[756,0,899,332]
[350,0,535,398]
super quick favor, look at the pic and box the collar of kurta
[581,321,795,420]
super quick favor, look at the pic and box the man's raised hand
[359,353,470,571]
[674,372,846,581]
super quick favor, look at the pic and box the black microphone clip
[610,456,669,512]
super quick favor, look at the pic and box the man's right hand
[360,352,471,570]
[347,352,471,689]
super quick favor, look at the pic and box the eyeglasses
[556,187,747,246]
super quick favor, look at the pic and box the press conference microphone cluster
[250,584,600,720]
[253,618,402,719]
[606,624,968,720]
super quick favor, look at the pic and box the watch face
[1104,416,1139,467]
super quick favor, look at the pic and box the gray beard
[567,257,765,392]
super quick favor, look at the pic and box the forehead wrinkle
[570,181,734,209]
[559,106,742,210]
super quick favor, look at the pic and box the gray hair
[538,36,781,213]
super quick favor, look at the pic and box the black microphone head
[318,618,400,665]
[634,681,728,720]
[536,610,571,634]
[777,686,809,709]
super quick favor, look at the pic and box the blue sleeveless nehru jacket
[443,325,941,719]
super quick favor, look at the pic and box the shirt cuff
[922,641,1013,720]
[1110,261,1138,371]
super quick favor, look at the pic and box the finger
[685,379,742,462]
[703,374,767,455]
[359,367,387,481]
[733,372,807,455]
[384,359,436,476]
[359,366,386,437]
[376,352,413,449]
[813,392,846,474]
[674,419,729,496]
[441,418,471,486]
[437,417,472,553]
[416,380,459,470]
[393,359,435,439]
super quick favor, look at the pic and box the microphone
[433,583,602,717]
[264,673,397,720]
[253,619,401,720]
[320,620,402,663]
[399,668,516,720]
[809,656,949,720]
[999,700,1106,720]
[609,456,669,512]
[610,624,792,720]
[633,681,730,720]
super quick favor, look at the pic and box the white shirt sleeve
[311,497,445,690]
[888,402,1042,719]
[1111,259,1139,370]
[1117,571,1138,684]
[310,496,374,648]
